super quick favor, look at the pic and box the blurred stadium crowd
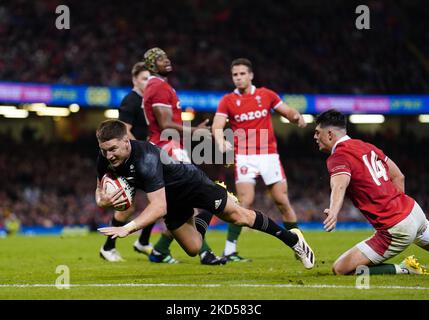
[0,0,428,93]
[1,128,428,228]
[1,0,429,229]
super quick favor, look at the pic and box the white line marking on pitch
[1,283,429,290]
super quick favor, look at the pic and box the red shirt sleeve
[216,95,230,118]
[263,88,283,110]
[372,145,388,163]
[146,82,172,107]
[327,152,352,177]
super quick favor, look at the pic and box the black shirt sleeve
[119,92,141,125]
[137,144,165,193]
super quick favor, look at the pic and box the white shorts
[356,201,429,264]
[234,153,286,185]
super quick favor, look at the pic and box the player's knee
[231,208,253,227]
[332,262,348,275]
[183,239,202,257]
[186,249,199,257]
[332,264,342,275]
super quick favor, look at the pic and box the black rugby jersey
[97,140,211,203]
[118,90,147,140]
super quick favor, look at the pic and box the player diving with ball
[95,119,315,269]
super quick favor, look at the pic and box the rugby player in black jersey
[96,120,315,269]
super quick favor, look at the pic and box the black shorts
[164,178,228,230]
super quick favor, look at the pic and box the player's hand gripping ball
[101,173,135,211]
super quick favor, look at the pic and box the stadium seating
[0,0,428,93]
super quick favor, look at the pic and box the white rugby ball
[101,173,135,211]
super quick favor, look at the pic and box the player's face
[155,54,172,75]
[99,136,131,167]
[133,70,150,92]
[314,125,333,153]
[231,65,253,90]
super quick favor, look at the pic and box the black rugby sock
[251,210,299,247]
[195,210,213,239]
[138,223,155,246]
[283,221,299,230]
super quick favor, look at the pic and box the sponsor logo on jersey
[234,109,268,122]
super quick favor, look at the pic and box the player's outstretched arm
[274,103,306,128]
[154,106,211,135]
[154,105,187,132]
[387,158,405,193]
[123,122,136,140]
[212,114,232,153]
[131,188,167,231]
[324,174,350,232]
[98,188,167,239]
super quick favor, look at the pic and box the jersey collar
[234,85,256,96]
[332,135,351,154]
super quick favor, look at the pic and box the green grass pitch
[1,229,428,299]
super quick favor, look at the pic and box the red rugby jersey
[327,136,414,230]
[143,76,182,147]
[216,86,283,155]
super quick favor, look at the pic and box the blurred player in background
[315,109,429,275]
[100,62,178,263]
[142,47,227,265]
[212,58,307,262]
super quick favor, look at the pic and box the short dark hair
[131,62,147,78]
[231,58,253,72]
[315,109,347,129]
[96,120,127,142]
